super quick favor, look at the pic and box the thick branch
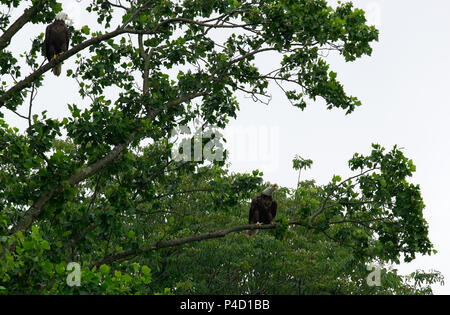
[0,27,127,108]
[90,222,282,267]
[0,2,40,51]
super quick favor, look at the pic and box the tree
[0,0,442,294]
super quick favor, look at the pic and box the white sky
[1,0,448,294]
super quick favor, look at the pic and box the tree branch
[87,216,376,269]
[0,2,40,51]
[106,0,129,11]
[309,167,380,224]
[0,27,127,108]
[90,222,281,268]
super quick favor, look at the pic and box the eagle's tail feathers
[53,63,62,76]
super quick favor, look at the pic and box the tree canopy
[0,0,443,294]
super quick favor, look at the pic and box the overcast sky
[2,0,449,294]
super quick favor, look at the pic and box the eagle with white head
[44,12,71,76]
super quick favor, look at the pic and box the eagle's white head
[55,12,72,25]
[261,183,278,197]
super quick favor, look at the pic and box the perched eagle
[44,12,71,76]
[248,184,278,236]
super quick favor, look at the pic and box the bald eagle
[248,184,278,236]
[44,12,71,76]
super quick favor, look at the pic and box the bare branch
[27,78,36,128]
[106,0,129,11]
[9,109,28,120]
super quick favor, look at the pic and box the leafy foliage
[0,0,442,294]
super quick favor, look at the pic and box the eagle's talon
[256,222,263,226]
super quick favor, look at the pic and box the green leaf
[41,240,50,250]
[81,25,90,35]
[141,265,151,275]
[99,264,111,275]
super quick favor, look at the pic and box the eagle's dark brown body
[248,194,277,225]
[44,19,69,76]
